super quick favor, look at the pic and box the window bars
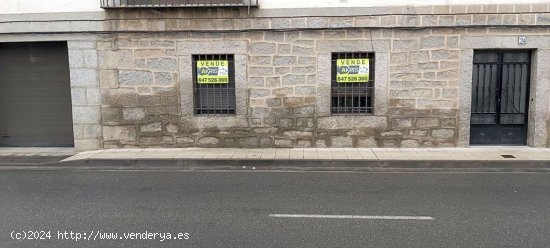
[100,0,258,8]
[331,52,375,115]
[192,54,236,115]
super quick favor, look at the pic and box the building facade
[1,0,550,151]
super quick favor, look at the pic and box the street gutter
[1,158,550,172]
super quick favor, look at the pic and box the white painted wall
[0,0,547,14]
[258,0,548,9]
[1,0,101,14]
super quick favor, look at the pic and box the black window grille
[100,0,258,8]
[331,52,375,115]
[192,54,236,115]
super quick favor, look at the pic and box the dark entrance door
[0,42,74,147]
[470,50,531,145]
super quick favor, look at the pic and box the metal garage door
[0,42,74,147]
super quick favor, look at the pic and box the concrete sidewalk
[0,147,75,157]
[53,147,550,171]
[65,147,550,162]
[2,147,550,171]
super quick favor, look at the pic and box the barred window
[193,54,236,115]
[331,52,375,115]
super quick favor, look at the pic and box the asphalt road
[0,170,549,248]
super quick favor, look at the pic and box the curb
[1,159,550,172]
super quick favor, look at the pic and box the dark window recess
[331,52,375,115]
[193,54,236,115]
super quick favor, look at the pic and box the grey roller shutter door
[0,42,74,147]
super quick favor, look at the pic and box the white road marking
[269,214,434,220]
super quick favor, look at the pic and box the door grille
[470,50,531,145]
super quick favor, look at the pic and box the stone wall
[386,29,460,148]
[97,36,180,147]
[94,27,485,149]
[3,3,549,149]
[91,25,550,149]
[3,3,550,34]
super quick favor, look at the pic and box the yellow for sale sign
[336,59,370,83]
[197,60,229,84]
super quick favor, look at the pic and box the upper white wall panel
[258,0,547,9]
[1,0,547,14]
[1,0,102,14]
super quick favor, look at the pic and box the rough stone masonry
[38,4,550,150]
[96,28,468,149]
